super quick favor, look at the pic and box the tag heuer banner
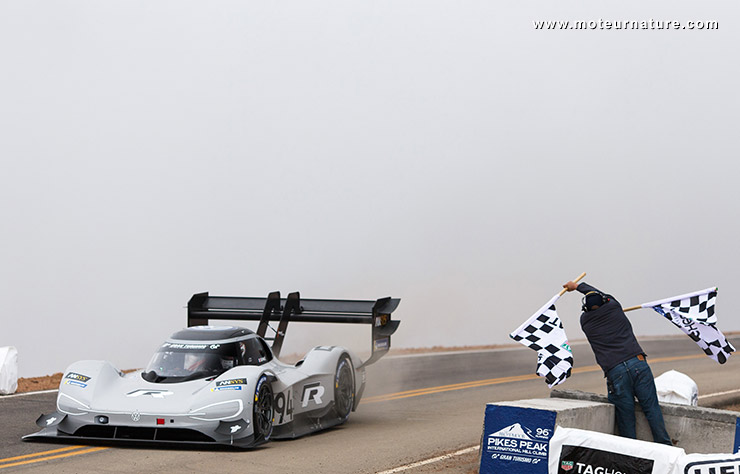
[549,427,685,474]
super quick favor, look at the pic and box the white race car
[25,291,400,448]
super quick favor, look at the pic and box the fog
[2,1,738,376]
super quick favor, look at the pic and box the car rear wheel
[253,374,274,442]
[334,354,354,422]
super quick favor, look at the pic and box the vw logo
[131,411,141,422]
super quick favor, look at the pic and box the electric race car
[24,291,400,448]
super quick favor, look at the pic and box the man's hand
[563,281,579,292]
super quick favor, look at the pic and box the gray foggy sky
[2,1,739,376]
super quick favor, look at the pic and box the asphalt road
[1,336,739,473]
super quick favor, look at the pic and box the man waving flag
[510,294,574,388]
[639,287,735,364]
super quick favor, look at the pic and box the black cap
[585,292,604,309]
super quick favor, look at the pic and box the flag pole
[559,272,586,296]
[623,305,641,312]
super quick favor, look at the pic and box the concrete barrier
[480,391,740,473]
[496,397,616,434]
[551,389,740,454]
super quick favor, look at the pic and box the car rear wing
[187,291,401,366]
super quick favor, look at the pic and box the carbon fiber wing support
[187,291,401,365]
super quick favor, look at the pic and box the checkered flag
[641,287,735,364]
[510,294,573,388]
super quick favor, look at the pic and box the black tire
[253,374,274,442]
[334,354,355,422]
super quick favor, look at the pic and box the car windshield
[143,342,238,383]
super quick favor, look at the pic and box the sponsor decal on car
[64,372,91,388]
[373,337,390,351]
[216,378,247,387]
[375,314,390,327]
[212,378,247,392]
[65,372,91,383]
[162,342,209,350]
[301,382,325,408]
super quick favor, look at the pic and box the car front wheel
[253,374,274,442]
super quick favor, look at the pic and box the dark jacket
[578,282,645,374]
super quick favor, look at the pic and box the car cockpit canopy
[142,326,272,383]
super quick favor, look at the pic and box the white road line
[0,389,58,399]
[375,446,479,474]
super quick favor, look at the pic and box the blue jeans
[606,356,672,445]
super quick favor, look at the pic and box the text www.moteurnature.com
[533,19,719,30]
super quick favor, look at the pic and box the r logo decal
[301,382,325,408]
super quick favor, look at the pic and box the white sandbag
[0,346,18,395]
[655,370,698,406]
[548,426,685,474]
